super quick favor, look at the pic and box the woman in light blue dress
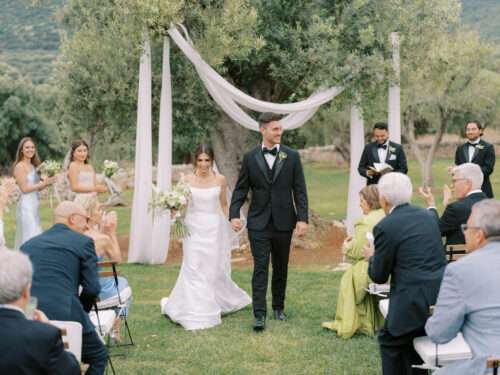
[13,138,55,249]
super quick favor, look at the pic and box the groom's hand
[294,221,308,237]
[231,218,242,232]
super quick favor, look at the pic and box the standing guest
[419,163,486,246]
[363,173,446,375]
[21,201,108,375]
[426,199,500,375]
[322,185,385,338]
[454,120,495,198]
[13,137,56,249]
[0,250,80,375]
[358,122,408,185]
[67,139,107,205]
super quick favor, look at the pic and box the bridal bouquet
[103,160,119,178]
[40,160,62,177]
[149,181,191,240]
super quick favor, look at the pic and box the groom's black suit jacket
[230,145,308,231]
[455,139,496,198]
[358,141,408,185]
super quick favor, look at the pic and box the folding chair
[50,320,83,362]
[445,244,468,262]
[488,357,500,375]
[95,261,134,347]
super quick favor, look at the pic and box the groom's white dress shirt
[262,144,280,169]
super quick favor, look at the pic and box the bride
[161,144,251,330]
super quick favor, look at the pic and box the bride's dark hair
[192,144,215,168]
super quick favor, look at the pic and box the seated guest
[82,198,131,342]
[0,250,80,375]
[363,172,446,375]
[21,201,108,375]
[420,163,486,245]
[425,199,500,375]
[0,179,17,249]
[322,185,385,338]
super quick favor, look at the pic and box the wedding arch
[128,25,401,264]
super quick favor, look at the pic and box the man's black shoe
[253,316,266,331]
[273,310,288,321]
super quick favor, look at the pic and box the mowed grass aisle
[115,264,380,374]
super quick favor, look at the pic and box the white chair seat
[414,333,473,366]
[89,310,116,341]
[50,320,83,362]
[379,299,389,318]
[96,287,132,310]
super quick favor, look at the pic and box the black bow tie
[377,144,387,150]
[468,142,478,147]
[263,147,278,156]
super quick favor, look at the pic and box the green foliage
[0,63,63,169]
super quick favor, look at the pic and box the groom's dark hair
[258,112,282,128]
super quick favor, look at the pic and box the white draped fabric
[388,32,402,143]
[128,38,154,263]
[345,104,366,235]
[128,25,401,263]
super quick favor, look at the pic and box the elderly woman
[322,185,385,339]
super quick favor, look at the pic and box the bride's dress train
[161,186,251,330]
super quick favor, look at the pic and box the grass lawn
[2,158,497,374]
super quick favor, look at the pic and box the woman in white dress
[161,144,251,330]
[13,138,56,249]
[67,139,107,205]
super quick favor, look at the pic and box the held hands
[294,221,308,237]
[418,186,435,207]
[231,218,243,232]
[367,169,378,177]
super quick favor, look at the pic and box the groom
[230,112,308,331]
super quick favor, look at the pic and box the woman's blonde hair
[359,185,381,210]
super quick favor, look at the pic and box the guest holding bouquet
[13,137,56,248]
[67,140,107,205]
[322,185,385,338]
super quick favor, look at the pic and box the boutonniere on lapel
[475,144,484,150]
[389,146,396,153]
[278,151,288,160]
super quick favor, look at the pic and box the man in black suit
[358,122,408,185]
[0,249,80,375]
[230,112,308,331]
[455,120,496,198]
[363,173,446,375]
[22,201,108,375]
[420,163,487,245]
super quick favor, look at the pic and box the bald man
[21,201,108,375]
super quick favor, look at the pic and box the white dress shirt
[377,141,389,163]
[262,144,280,169]
[468,138,480,162]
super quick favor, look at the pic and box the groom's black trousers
[248,220,293,318]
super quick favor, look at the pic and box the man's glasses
[460,224,481,235]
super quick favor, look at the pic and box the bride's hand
[170,209,177,220]
[231,218,242,232]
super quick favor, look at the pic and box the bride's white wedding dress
[161,185,251,330]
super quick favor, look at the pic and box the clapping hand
[418,186,435,207]
[102,211,118,234]
[362,243,374,260]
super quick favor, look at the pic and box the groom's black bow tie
[377,143,387,150]
[263,147,278,156]
[468,142,478,147]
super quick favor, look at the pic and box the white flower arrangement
[39,160,62,177]
[103,160,119,178]
[149,181,192,240]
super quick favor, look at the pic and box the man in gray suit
[425,199,500,375]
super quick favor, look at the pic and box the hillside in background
[0,0,498,83]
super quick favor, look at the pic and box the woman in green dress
[322,185,385,339]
